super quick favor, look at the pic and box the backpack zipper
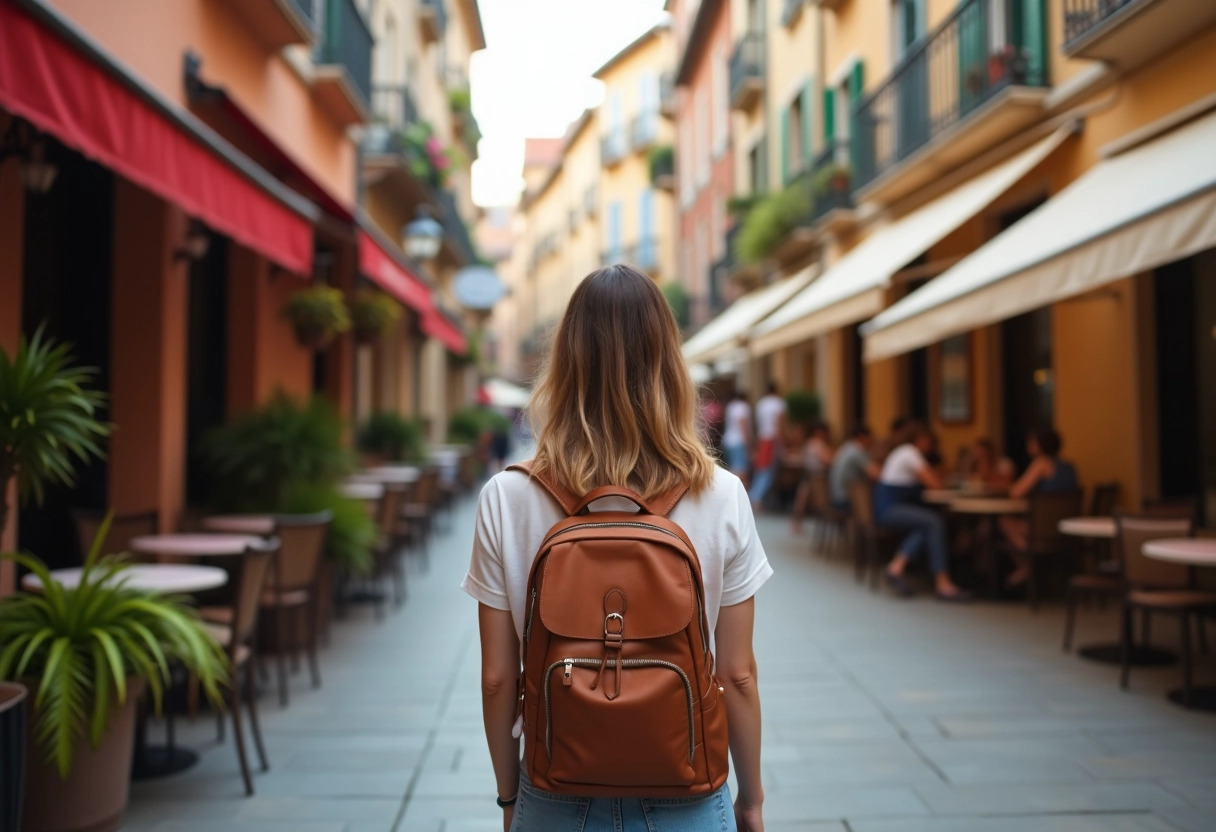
[524,587,538,642]
[547,521,685,543]
[544,657,695,764]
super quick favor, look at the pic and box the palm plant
[0,327,111,541]
[0,517,227,777]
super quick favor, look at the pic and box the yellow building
[722,0,1216,515]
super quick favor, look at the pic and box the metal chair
[1021,490,1083,610]
[847,479,897,590]
[71,509,159,562]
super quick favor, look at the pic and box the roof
[593,21,668,80]
[563,108,595,150]
[675,0,724,86]
[463,0,487,50]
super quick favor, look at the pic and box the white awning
[481,378,531,409]
[863,109,1216,362]
[748,128,1072,357]
[681,266,817,365]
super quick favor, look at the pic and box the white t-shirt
[880,443,928,486]
[721,400,752,446]
[754,395,787,440]
[461,466,773,645]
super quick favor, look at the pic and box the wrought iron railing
[601,129,628,165]
[729,31,765,105]
[290,0,319,29]
[804,141,853,223]
[631,111,661,150]
[371,85,419,130]
[626,239,660,270]
[1062,0,1138,46]
[315,0,374,107]
[436,189,477,265]
[853,0,1049,189]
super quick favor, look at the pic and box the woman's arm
[1009,458,1046,498]
[716,598,764,830]
[479,604,521,827]
[915,460,944,490]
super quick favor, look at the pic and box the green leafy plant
[202,392,354,513]
[648,145,674,184]
[726,194,761,219]
[811,162,851,199]
[280,482,375,577]
[283,287,350,350]
[662,282,691,330]
[357,412,426,464]
[0,517,227,777]
[401,121,457,188]
[785,389,822,429]
[448,89,482,150]
[735,186,811,264]
[448,406,510,445]
[0,327,111,541]
[350,290,402,344]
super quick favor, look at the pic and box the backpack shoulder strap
[506,460,579,516]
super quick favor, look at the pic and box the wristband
[496,794,517,808]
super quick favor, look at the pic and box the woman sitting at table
[1000,427,1079,587]
[968,438,1015,491]
[877,423,970,601]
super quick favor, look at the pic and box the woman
[462,266,771,832]
[968,438,1014,491]
[721,389,753,485]
[791,422,835,534]
[876,423,970,601]
[1001,428,1079,586]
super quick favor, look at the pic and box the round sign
[453,266,508,311]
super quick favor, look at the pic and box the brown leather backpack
[509,462,730,798]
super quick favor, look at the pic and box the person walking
[748,383,787,512]
[462,265,772,832]
[721,389,753,486]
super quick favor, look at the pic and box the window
[782,94,805,183]
[712,47,728,157]
[638,190,656,267]
[891,0,925,59]
[748,138,766,194]
[607,201,622,261]
[679,120,694,205]
[694,88,710,187]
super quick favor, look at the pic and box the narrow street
[121,489,1216,832]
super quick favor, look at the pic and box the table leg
[1167,687,1216,713]
[1077,643,1177,666]
[130,674,199,780]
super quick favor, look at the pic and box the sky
[469,0,668,207]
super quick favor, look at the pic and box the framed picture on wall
[937,334,972,424]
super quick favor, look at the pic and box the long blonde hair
[529,265,716,501]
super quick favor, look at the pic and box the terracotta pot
[1,682,28,832]
[22,677,145,832]
[292,325,334,351]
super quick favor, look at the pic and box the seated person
[968,438,1015,491]
[791,422,835,534]
[1000,427,1079,587]
[829,425,877,512]
[876,424,970,601]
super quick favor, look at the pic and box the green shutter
[822,88,836,144]
[848,61,865,173]
[801,80,814,166]
[848,61,865,108]
[780,108,790,185]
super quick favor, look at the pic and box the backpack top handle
[508,461,688,518]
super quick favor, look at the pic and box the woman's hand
[734,799,763,831]
[502,805,514,831]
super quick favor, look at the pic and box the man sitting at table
[876,423,971,602]
[829,425,877,512]
[1000,427,1079,588]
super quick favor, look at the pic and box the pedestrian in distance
[721,389,753,486]
[463,265,772,832]
[748,382,787,512]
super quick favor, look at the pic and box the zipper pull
[563,659,573,686]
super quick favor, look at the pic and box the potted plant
[735,185,810,265]
[0,520,227,832]
[283,287,350,350]
[349,290,402,345]
[785,389,822,431]
[1,681,27,831]
[0,327,111,542]
[357,412,426,465]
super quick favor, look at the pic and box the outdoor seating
[1015,490,1083,609]
[400,467,441,562]
[1060,482,1122,650]
[1115,512,1213,706]
[202,537,279,796]
[806,472,848,559]
[372,483,408,614]
[71,509,159,562]
[847,479,897,590]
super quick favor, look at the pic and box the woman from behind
[462,265,772,831]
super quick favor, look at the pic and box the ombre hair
[529,265,716,500]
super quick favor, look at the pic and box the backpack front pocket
[544,657,695,788]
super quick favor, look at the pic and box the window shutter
[780,108,790,185]
[801,80,814,167]
[822,87,836,144]
[848,61,865,172]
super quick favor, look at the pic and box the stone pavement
[121,490,1216,832]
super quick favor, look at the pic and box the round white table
[360,466,420,483]
[130,533,264,559]
[22,564,228,594]
[1142,538,1216,712]
[950,497,1028,515]
[339,481,385,500]
[201,515,275,535]
[923,489,964,505]
[1059,516,1116,538]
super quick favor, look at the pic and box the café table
[948,497,1027,597]
[201,514,275,536]
[339,481,385,501]
[359,465,420,484]
[130,533,265,559]
[1059,516,1116,539]
[1143,538,1216,712]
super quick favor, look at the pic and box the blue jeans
[510,771,736,832]
[722,441,749,475]
[878,501,949,575]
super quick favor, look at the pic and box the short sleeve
[460,479,511,610]
[721,478,774,606]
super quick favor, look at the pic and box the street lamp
[0,119,58,195]
[402,205,444,262]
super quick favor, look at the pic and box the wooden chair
[807,473,848,559]
[71,509,158,561]
[372,484,407,615]
[1060,483,1121,650]
[400,468,441,562]
[203,537,278,796]
[1020,490,1083,610]
[1089,482,1119,517]
[1115,513,1214,706]
[847,480,896,590]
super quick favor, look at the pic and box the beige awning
[748,128,1072,357]
[863,109,1216,362]
[681,266,817,365]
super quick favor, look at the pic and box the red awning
[357,230,433,315]
[0,3,313,274]
[422,308,468,356]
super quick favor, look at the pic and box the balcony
[219,0,316,49]
[631,111,661,152]
[313,0,374,126]
[853,0,1050,204]
[729,32,765,112]
[418,0,448,45]
[362,85,431,201]
[659,72,676,119]
[436,188,478,266]
[649,145,675,191]
[1062,0,1216,71]
[805,142,857,234]
[625,239,661,274]
[600,129,628,167]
